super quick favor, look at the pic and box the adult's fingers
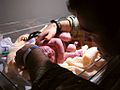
[38,29,48,40]
[36,29,57,45]
[45,29,56,40]
[39,23,58,40]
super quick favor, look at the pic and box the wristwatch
[50,20,62,34]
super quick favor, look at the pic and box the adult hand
[36,23,57,44]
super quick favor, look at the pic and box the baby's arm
[48,38,65,63]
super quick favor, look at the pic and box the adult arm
[36,15,80,42]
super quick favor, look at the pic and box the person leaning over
[15,0,120,90]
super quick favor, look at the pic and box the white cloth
[0,37,13,54]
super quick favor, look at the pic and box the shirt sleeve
[66,15,80,31]
[66,15,85,46]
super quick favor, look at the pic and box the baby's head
[40,46,56,63]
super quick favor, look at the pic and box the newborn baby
[38,38,65,64]
[6,31,80,80]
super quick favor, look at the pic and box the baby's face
[40,46,56,63]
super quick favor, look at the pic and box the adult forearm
[59,19,72,32]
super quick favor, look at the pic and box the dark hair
[67,0,120,33]
[67,0,120,55]
[67,0,97,13]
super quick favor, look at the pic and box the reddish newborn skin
[48,38,65,63]
[59,32,72,42]
[39,38,65,64]
[39,46,56,63]
[37,32,79,64]
[40,38,83,64]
